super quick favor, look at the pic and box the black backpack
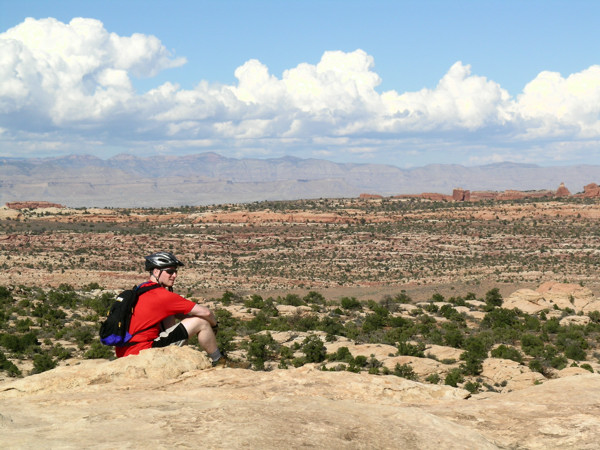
[99,284,161,346]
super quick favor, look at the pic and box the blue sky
[1,0,599,168]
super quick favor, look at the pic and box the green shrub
[280,294,305,307]
[464,381,481,394]
[490,345,522,363]
[367,300,390,317]
[523,315,541,331]
[303,291,325,305]
[397,341,425,357]
[279,345,294,361]
[425,373,440,384]
[588,311,600,323]
[244,294,264,309]
[328,346,354,363]
[84,341,114,359]
[47,287,79,308]
[444,369,464,387]
[564,344,586,361]
[219,290,241,306]
[424,303,439,313]
[443,324,464,348]
[301,335,326,363]
[0,350,21,377]
[72,327,95,350]
[439,304,463,322]
[50,343,73,360]
[431,293,445,302]
[352,355,368,367]
[246,332,279,370]
[556,326,588,358]
[340,297,362,310]
[549,355,568,369]
[448,296,467,306]
[86,292,114,315]
[542,318,560,334]
[393,363,418,381]
[246,311,271,332]
[215,327,236,354]
[82,282,103,292]
[393,292,412,304]
[15,318,33,332]
[0,332,38,353]
[528,359,545,375]
[485,288,503,307]
[460,336,489,376]
[521,333,545,357]
[0,285,14,304]
[319,317,345,336]
[214,308,238,329]
[481,308,520,329]
[366,355,382,374]
[362,313,386,333]
[32,353,56,374]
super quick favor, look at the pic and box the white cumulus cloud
[2,17,600,166]
[0,17,185,124]
[515,66,600,138]
[379,62,512,132]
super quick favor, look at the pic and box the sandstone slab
[2,347,599,449]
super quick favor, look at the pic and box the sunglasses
[163,268,178,275]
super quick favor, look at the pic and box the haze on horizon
[1,0,599,169]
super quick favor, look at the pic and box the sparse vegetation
[1,198,600,389]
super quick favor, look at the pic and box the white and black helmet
[144,251,184,271]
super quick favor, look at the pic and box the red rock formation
[469,191,500,201]
[555,182,571,197]
[6,201,65,210]
[392,193,453,201]
[470,190,554,201]
[359,193,383,199]
[420,193,453,201]
[379,181,600,202]
[452,188,471,201]
[575,183,600,198]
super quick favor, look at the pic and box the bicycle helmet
[144,251,185,271]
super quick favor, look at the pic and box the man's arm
[188,303,217,327]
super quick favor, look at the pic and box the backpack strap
[124,283,163,345]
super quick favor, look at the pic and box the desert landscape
[2,194,600,448]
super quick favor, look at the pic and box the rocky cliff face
[1,346,599,449]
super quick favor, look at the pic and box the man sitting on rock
[116,251,236,367]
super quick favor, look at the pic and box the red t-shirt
[115,282,196,358]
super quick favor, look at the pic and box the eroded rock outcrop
[1,346,600,449]
[555,182,571,197]
[503,282,600,313]
[453,188,471,201]
[575,182,600,198]
[359,193,383,199]
[374,181,583,202]
[6,201,65,210]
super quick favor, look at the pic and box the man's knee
[181,316,212,336]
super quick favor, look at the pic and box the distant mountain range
[1,152,599,207]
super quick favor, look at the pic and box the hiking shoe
[212,356,251,369]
